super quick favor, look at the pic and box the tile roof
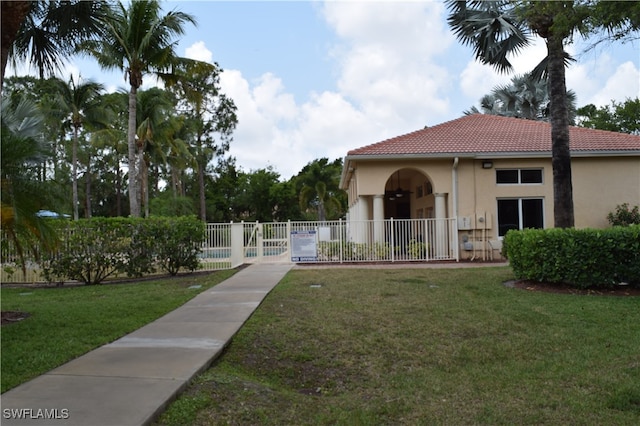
[347,114,640,157]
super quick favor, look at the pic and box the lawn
[156,267,640,425]
[0,269,237,393]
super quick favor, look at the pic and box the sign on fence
[290,230,317,262]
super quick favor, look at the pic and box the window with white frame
[497,198,544,236]
[496,168,543,184]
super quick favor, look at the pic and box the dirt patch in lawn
[1,311,31,326]
[506,280,640,297]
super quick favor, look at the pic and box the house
[339,114,640,260]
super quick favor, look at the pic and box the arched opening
[384,168,434,219]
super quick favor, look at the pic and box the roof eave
[345,150,640,161]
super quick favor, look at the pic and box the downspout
[452,157,459,261]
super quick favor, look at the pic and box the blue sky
[11,1,640,179]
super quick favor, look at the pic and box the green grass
[0,270,236,393]
[157,267,640,425]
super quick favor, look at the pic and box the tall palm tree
[446,0,581,228]
[51,76,106,220]
[448,0,640,228]
[80,0,196,217]
[2,1,111,86]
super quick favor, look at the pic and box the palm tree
[80,0,196,217]
[297,158,345,222]
[135,87,184,217]
[51,76,106,220]
[2,1,111,86]
[465,73,577,123]
[1,96,58,278]
[448,0,640,228]
[90,91,129,216]
[447,0,580,227]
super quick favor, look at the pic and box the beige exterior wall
[344,154,639,260]
[572,157,640,228]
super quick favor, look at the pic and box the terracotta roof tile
[347,114,640,157]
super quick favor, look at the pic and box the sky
[10,1,640,179]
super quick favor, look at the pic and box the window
[497,198,544,236]
[425,181,433,195]
[496,169,543,184]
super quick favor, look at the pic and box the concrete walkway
[1,263,293,426]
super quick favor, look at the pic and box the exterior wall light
[482,161,493,169]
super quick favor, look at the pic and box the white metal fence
[1,218,458,283]
[201,218,458,266]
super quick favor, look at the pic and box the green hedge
[503,226,640,289]
[42,217,205,285]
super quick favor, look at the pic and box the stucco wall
[345,154,639,260]
[572,156,640,228]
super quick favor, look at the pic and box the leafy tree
[239,168,283,222]
[2,1,111,85]
[169,59,237,221]
[296,158,346,221]
[81,0,196,217]
[576,98,640,134]
[446,0,640,228]
[207,157,242,222]
[270,180,302,222]
[465,73,577,123]
[51,76,107,220]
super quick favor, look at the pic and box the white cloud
[575,61,640,107]
[184,3,639,182]
[185,41,213,63]
[459,36,548,107]
[212,1,464,179]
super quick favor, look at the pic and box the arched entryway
[384,168,435,220]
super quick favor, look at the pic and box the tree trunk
[85,154,92,219]
[1,1,32,87]
[127,85,140,217]
[115,158,122,216]
[198,161,206,221]
[72,126,79,221]
[547,35,574,228]
[140,153,149,218]
[197,133,207,221]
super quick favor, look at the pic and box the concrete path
[1,263,293,426]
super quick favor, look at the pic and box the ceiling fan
[386,170,413,200]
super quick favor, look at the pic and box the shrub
[607,203,640,226]
[407,239,428,259]
[150,216,205,275]
[42,218,133,285]
[42,217,205,284]
[503,226,640,289]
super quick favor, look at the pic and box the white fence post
[230,221,244,267]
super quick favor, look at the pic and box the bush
[149,216,205,275]
[503,226,640,289]
[42,217,205,284]
[607,203,640,226]
[42,218,133,285]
